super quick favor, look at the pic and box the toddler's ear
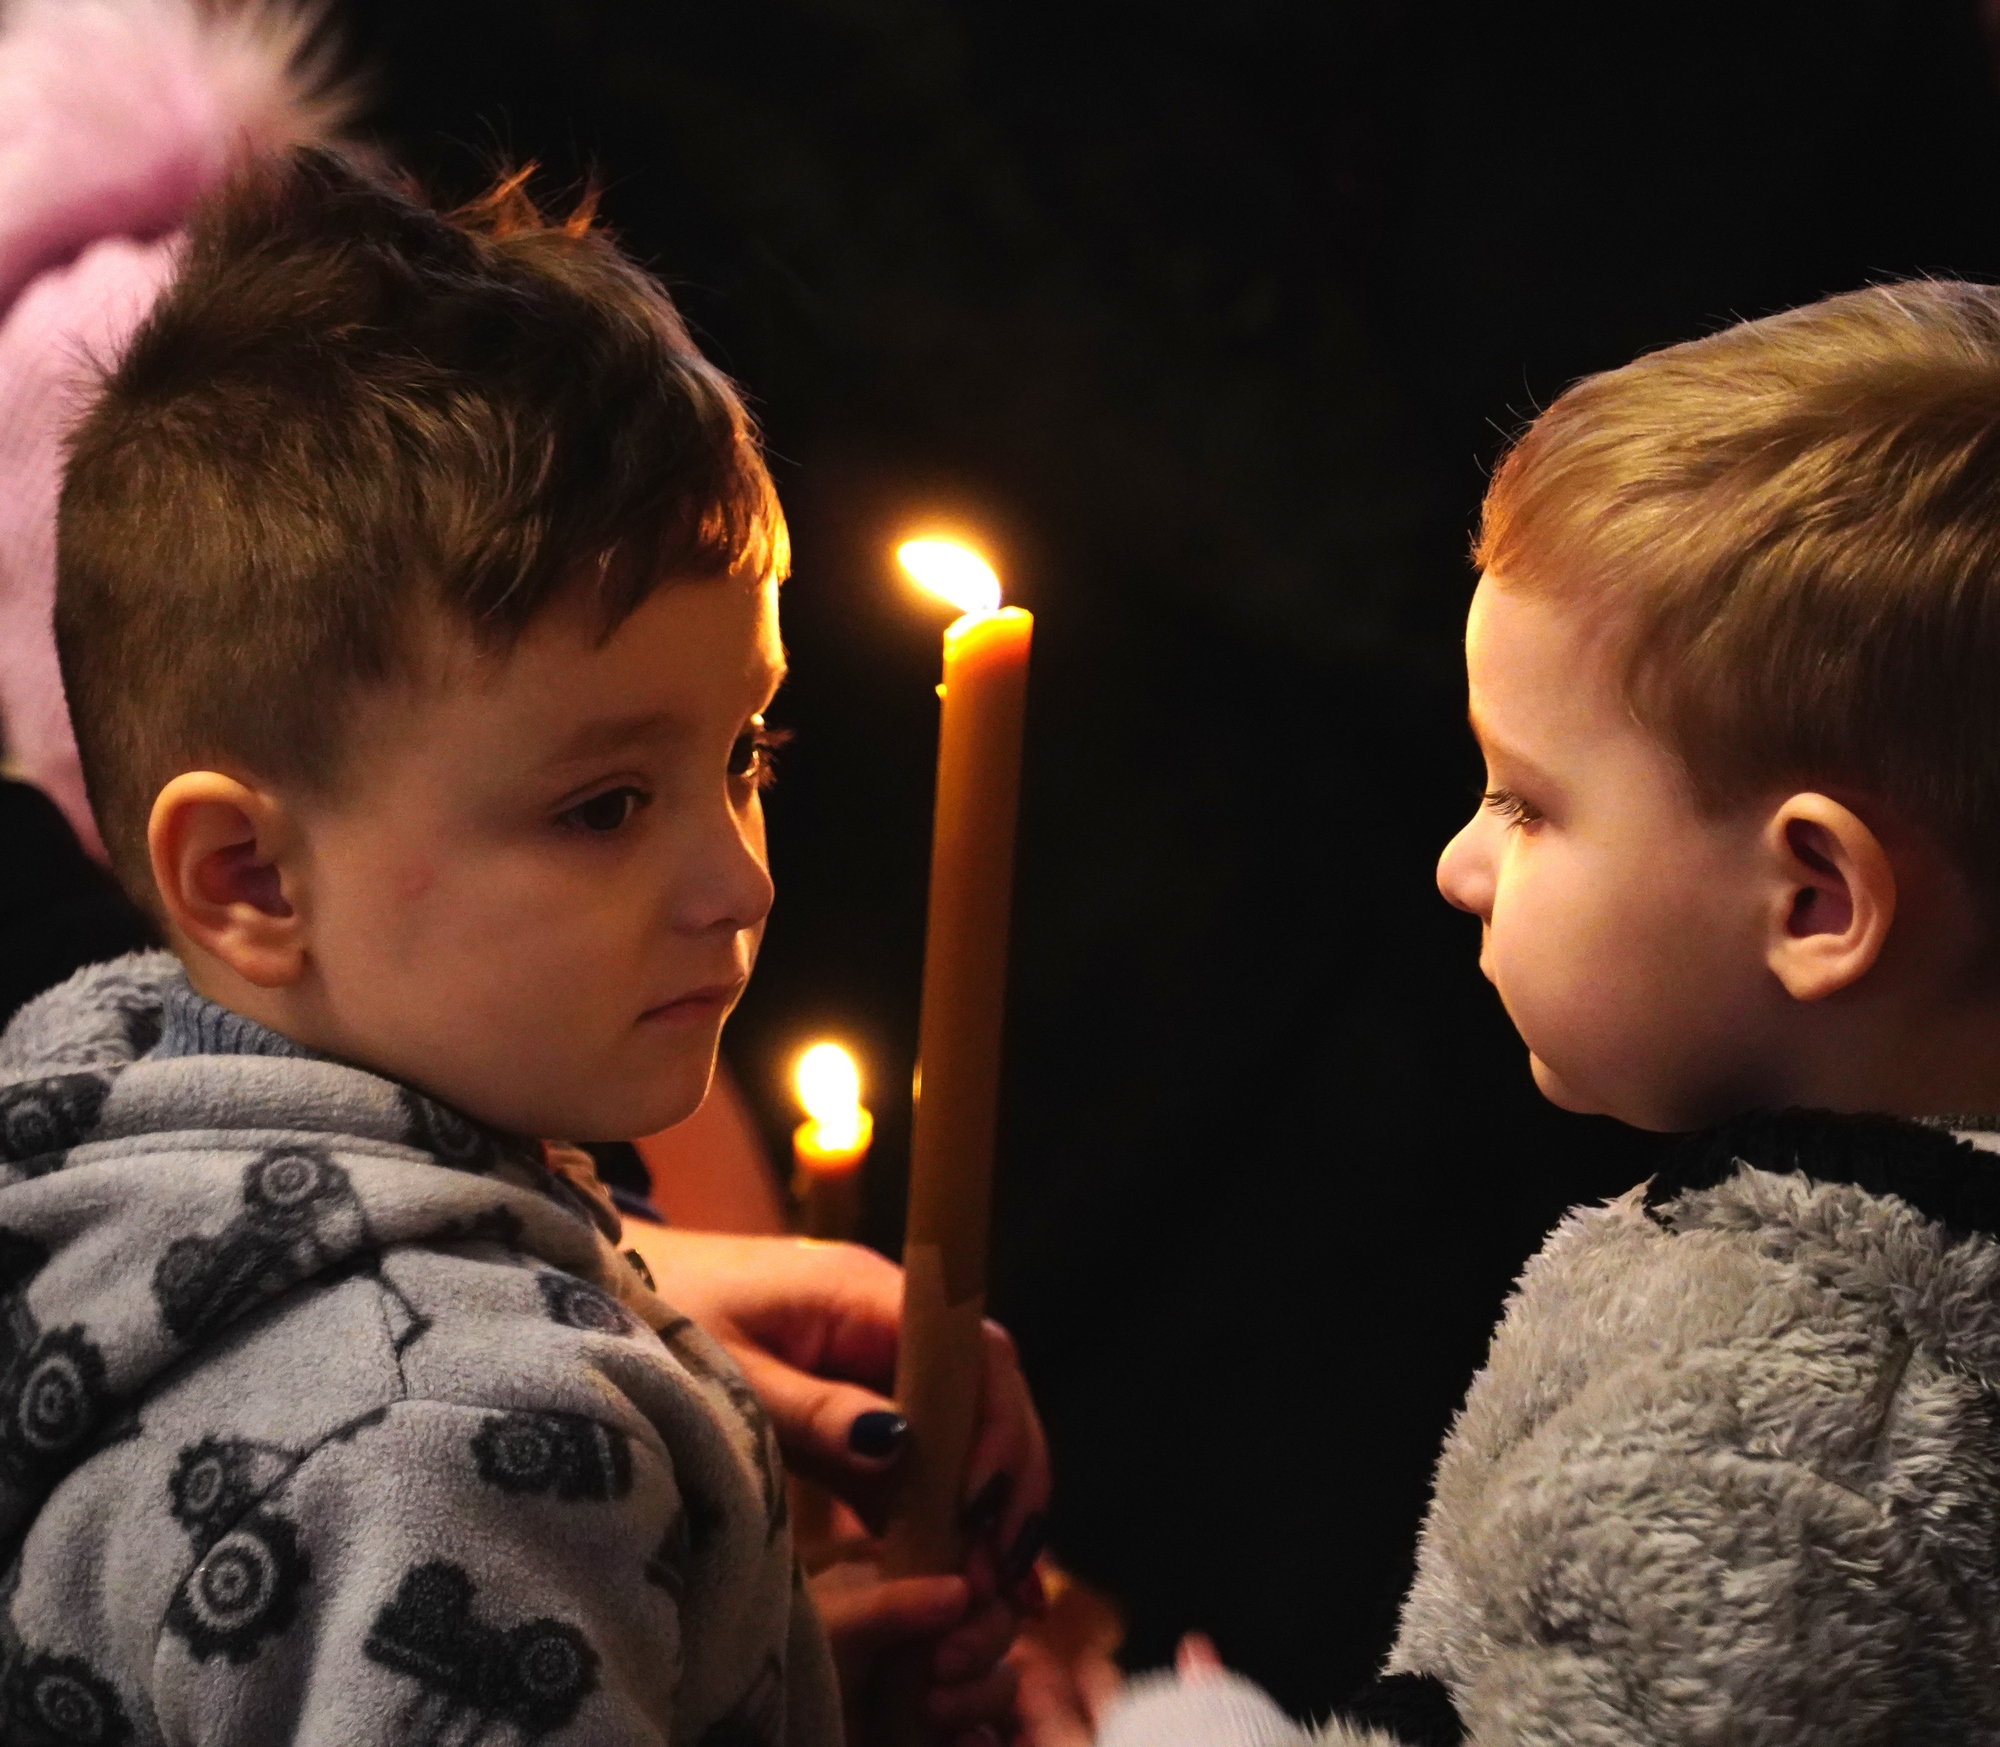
[1763,793,1895,1002]
[147,772,308,987]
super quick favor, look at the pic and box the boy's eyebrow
[1467,706,1559,790]
[541,664,787,767]
[544,710,681,765]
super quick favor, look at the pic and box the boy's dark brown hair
[57,145,787,899]
[1476,279,2000,909]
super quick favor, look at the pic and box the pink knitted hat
[0,0,339,857]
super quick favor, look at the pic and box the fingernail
[959,1469,1013,1534]
[847,1410,908,1459]
[999,1510,1048,1587]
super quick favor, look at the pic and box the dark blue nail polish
[960,1469,1014,1534]
[1000,1510,1049,1586]
[848,1410,908,1458]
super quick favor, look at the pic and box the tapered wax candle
[884,539,1032,1586]
[789,1041,875,1558]
[790,1041,873,1242]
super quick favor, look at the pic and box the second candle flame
[898,539,1002,619]
[795,1042,868,1152]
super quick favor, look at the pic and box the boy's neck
[1767,990,2000,1126]
[176,946,347,1065]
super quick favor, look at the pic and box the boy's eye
[728,718,792,788]
[560,787,648,834]
[1482,786,1542,828]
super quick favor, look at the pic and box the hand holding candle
[885,538,1033,1590]
[791,1041,873,1241]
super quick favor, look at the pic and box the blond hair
[1478,280,2000,894]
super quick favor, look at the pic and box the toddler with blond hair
[1038,279,2000,1747]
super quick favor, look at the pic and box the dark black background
[339,0,2000,1712]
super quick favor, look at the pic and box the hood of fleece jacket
[0,951,632,1559]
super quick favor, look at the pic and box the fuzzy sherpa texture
[0,952,838,1745]
[0,0,340,851]
[1110,1111,2000,1747]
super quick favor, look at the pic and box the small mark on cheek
[397,863,438,902]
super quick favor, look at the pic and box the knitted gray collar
[147,974,317,1062]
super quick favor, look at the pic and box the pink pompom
[0,0,343,853]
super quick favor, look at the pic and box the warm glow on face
[898,539,1002,618]
[795,1042,866,1148]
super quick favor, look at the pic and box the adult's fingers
[656,1234,1051,1553]
[961,1319,1052,1573]
[1075,1642,1126,1725]
[725,1338,909,1515]
[1175,1634,1223,1680]
[715,1237,903,1386]
[931,1591,1017,1683]
[925,1660,1021,1732]
[809,1568,969,1661]
[1009,1640,1099,1747]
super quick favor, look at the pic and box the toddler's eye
[728,718,793,788]
[560,787,648,834]
[1482,786,1542,828]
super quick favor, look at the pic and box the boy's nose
[676,806,775,937]
[1436,819,1494,918]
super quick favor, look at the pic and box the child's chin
[1531,1053,1724,1133]
[510,1059,713,1146]
[1528,1052,1607,1117]
[627,1061,719,1139]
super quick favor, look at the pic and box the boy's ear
[1763,793,1896,1003]
[147,772,308,988]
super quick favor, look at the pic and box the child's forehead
[426,571,778,677]
[1468,576,1577,696]
[366,575,783,753]
[1467,576,1634,753]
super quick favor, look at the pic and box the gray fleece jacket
[1103,1109,2000,1747]
[0,951,839,1747]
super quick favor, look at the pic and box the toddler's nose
[1436,819,1494,918]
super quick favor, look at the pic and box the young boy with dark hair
[1024,280,2000,1745]
[0,145,1035,1746]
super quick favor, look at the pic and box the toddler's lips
[640,982,742,1026]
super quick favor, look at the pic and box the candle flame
[794,1042,866,1149]
[898,539,1002,618]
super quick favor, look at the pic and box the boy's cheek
[395,860,438,902]
[1487,928,1629,1095]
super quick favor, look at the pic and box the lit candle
[883,538,1033,1586]
[790,1041,873,1242]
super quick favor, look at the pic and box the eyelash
[1482,786,1542,828]
[730,721,793,789]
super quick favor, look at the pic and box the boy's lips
[640,982,743,1025]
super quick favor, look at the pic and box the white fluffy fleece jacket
[1103,1110,2000,1747]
